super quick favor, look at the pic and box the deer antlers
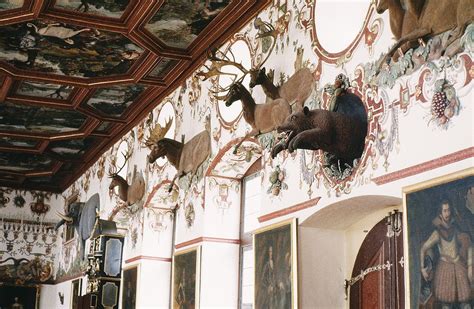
[198,18,278,99]
[108,147,133,178]
[145,118,173,148]
[197,48,249,82]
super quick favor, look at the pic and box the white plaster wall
[299,227,346,309]
[39,280,72,309]
[141,211,174,258]
[199,242,240,308]
[134,261,171,309]
[203,177,241,239]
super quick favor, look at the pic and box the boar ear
[303,106,310,115]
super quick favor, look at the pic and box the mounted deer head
[223,82,247,107]
[107,149,132,180]
[108,148,145,205]
[145,118,174,163]
[199,19,277,99]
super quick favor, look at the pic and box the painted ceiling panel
[0,21,143,78]
[16,81,73,100]
[0,101,86,133]
[94,122,113,133]
[0,137,38,148]
[0,153,53,172]
[148,58,179,79]
[85,84,146,118]
[0,0,23,10]
[0,0,269,191]
[145,0,231,49]
[54,0,131,19]
[48,137,97,159]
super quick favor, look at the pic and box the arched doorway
[348,211,404,309]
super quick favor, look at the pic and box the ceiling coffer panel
[0,153,53,172]
[53,0,131,19]
[15,81,73,100]
[0,101,86,134]
[84,84,147,119]
[0,0,270,192]
[0,136,38,149]
[0,21,143,78]
[0,0,24,11]
[145,0,231,49]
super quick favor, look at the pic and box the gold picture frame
[171,246,201,309]
[403,167,474,308]
[253,218,298,309]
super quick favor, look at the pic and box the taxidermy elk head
[145,118,174,164]
[146,117,211,193]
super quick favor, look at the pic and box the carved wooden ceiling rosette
[0,0,270,192]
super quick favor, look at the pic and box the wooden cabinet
[83,220,124,309]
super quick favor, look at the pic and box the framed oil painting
[171,246,201,309]
[0,284,40,309]
[253,218,298,309]
[71,278,82,309]
[121,265,138,309]
[403,168,474,308]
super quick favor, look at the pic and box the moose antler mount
[146,118,211,192]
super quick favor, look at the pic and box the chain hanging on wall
[344,210,404,299]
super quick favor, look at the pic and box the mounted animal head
[375,0,391,14]
[223,82,248,107]
[55,193,100,258]
[55,192,80,229]
[249,67,268,88]
[107,148,132,190]
[55,200,83,230]
[276,106,312,134]
[145,118,173,163]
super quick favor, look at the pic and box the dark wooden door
[349,212,404,309]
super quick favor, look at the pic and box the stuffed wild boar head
[277,106,312,134]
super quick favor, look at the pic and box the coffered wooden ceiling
[0,0,269,192]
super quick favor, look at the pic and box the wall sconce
[386,209,402,238]
[58,292,64,305]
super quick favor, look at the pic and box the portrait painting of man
[404,170,474,309]
[172,246,200,309]
[254,218,297,309]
